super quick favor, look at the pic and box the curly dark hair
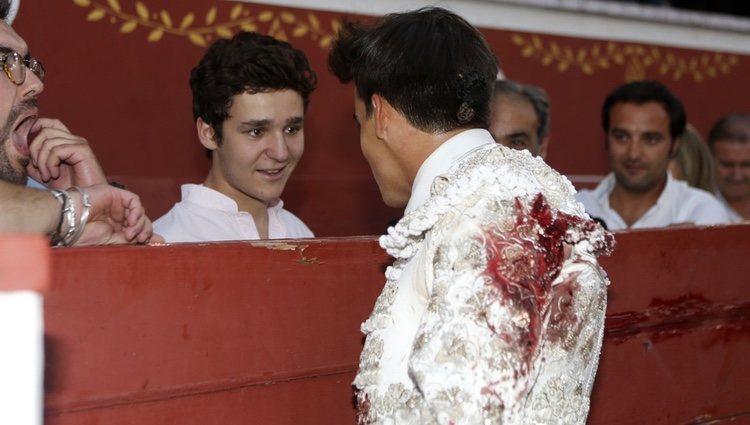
[328,7,498,134]
[190,31,317,143]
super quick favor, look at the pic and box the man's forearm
[0,181,59,236]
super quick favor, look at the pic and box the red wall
[13,1,750,236]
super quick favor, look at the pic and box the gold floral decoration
[512,34,740,83]
[72,0,341,48]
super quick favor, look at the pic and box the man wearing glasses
[0,0,156,245]
[0,12,106,190]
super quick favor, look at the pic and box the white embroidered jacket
[354,130,614,425]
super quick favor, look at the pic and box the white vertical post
[0,290,44,425]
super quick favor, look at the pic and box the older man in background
[708,113,750,221]
[490,79,551,159]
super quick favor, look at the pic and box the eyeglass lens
[4,52,45,84]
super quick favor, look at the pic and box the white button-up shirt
[575,173,731,230]
[153,184,313,242]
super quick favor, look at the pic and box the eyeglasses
[0,50,45,85]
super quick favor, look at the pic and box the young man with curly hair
[154,32,317,242]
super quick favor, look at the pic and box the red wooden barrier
[592,225,750,425]
[41,226,750,424]
[44,238,386,424]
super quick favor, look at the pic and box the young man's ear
[197,118,219,150]
[371,94,389,140]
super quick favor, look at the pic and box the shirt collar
[595,171,675,228]
[181,184,284,214]
[405,129,494,214]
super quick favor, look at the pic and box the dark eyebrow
[239,119,271,128]
[286,116,304,126]
[642,131,664,138]
[507,131,529,139]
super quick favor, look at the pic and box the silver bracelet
[66,186,91,246]
[49,189,68,245]
[58,188,78,247]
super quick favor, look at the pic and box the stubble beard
[615,170,666,195]
[613,160,663,194]
[0,99,37,185]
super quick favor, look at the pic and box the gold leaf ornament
[216,27,233,39]
[74,2,342,50]
[280,12,295,24]
[205,6,217,25]
[86,8,106,21]
[160,10,173,28]
[147,27,164,42]
[106,0,120,13]
[532,36,542,50]
[230,4,243,20]
[512,33,740,83]
[188,33,207,47]
[120,20,138,33]
[179,13,195,30]
[563,47,574,61]
[308,13,320,30]
[331,19,342,34]
[319,35,332,48]
[135,2,149,20]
